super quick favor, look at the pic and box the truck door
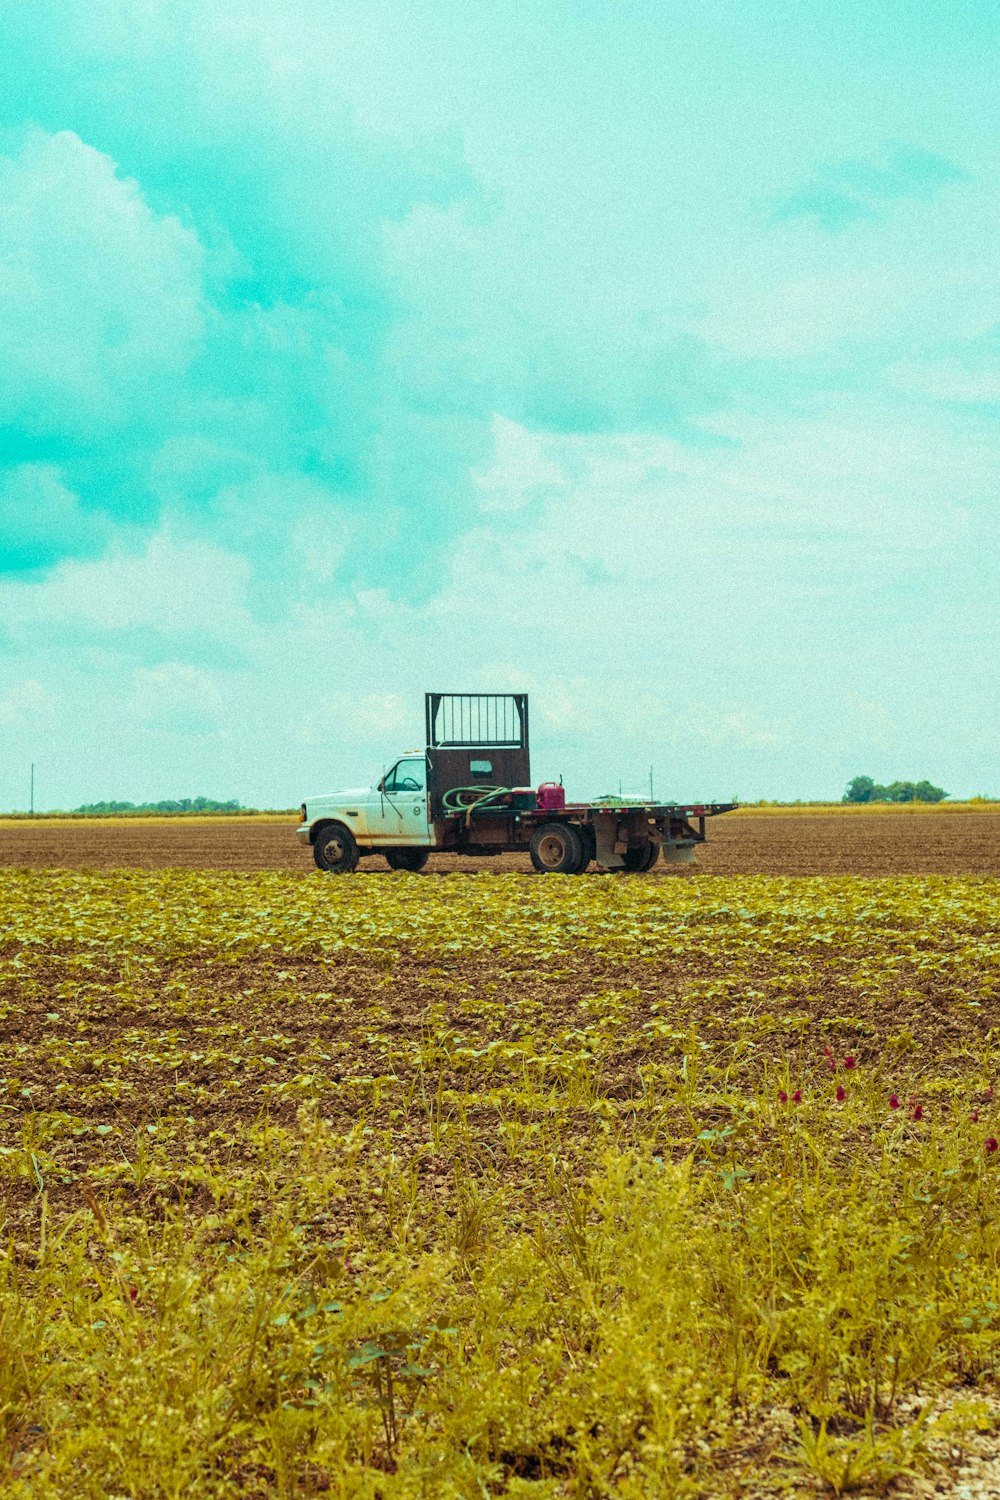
[366,758,432,845]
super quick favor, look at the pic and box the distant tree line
[843,777,947,804]
[73,797,244,814]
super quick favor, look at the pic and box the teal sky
[1,0,998,808]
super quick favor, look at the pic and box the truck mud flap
[593,813,625,870]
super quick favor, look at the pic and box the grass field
[3,843,1000,1495]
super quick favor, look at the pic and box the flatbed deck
[439,798,738,871]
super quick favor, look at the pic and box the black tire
[530,822,585,874]
[573,825,595,873]
[622,841,659,873]
[385,848,430,872]
[313,822,360,873]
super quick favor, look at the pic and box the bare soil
[699,809,1000,876]
[1,809,999,876]
[2,884,992,1233]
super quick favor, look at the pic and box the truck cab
[297,753,434,872]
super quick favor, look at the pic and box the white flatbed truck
[296,692,734,874]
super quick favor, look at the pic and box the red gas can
[536,782,565,811]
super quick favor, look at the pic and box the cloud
[772,144,968,231]
[890,343,1000,406]
[0,100,725,589]
[845,695,898,752]
[334,693,411,741]
[133,662,223,736]
[642,705,794,753]
[0,464,110,571]
[0,129,204,438]
[0,678,57,728]
[384,202,724,443]
[2,531,250,636]
[472,418,566,515]
[0,100,488,587]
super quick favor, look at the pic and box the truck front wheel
[530,822,584,874]
[385,848,430,872]
[313,823,360,873]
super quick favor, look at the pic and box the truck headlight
[298,803,307,824]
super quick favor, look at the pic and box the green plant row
[2,867,999,1495]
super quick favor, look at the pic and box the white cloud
[337,693,411,739]
[0,465,109,563]
[0,403,996,807]
[698,268,996,360]
[686,708,792,751]
[844,695,898,751]
[0,530,253,638]
[133,662,223,736]
[696,177,1000,362]
[0,678,57,728]
[0,129,204,436]
[889,358,1000,405]
[472,417,565,514]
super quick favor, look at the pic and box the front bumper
[295,823,312,846]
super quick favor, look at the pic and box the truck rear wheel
[313,822,360,873]
[574,825,595,873]
[530,822,584,874]
[385,848,430,872]
[622,841,659,873]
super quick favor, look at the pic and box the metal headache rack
[425,694,531,815]
[426,692,529,750]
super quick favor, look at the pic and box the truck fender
[310,817,360,847]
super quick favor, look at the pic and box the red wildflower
[792,1089,802,1104]
[889,1094,901,1109]
[778,1090,788,1103]
[971,1110,980,1124]
[843,1055,856,1070]
[986,1138,998,1154]
[911,1104,924,1121]
[823,1046,837,1072]
[836,1085,846,1102]
[129,1287,138,1302]
[986,1087,995,1101]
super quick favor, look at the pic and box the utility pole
[30,763,35,816]
[649,764,654,802]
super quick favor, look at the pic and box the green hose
[440,785,514,826]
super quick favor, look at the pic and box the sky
[1,0,998,809]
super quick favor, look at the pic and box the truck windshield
[383,759,426,793]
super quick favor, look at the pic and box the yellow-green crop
[2,867,1000,1496]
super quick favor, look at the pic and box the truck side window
[384,759,426,793]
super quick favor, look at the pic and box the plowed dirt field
[4,811,1000,1494]
[4,860,1000,1496]
[1,806,998,875]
